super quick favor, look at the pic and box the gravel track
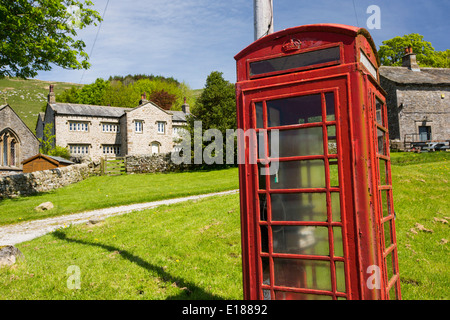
[0,190,239,246]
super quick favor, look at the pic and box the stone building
[0,104,40,176]
[36,86,190,160]
[380,49,450,149]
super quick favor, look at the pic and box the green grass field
[0,168,239,226]
[0,152,448,300]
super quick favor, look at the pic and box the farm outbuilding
[21,154,74,173]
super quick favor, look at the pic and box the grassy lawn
[0,152,448,299]
[0,167,239,226]
[390,152,449,300]
[0,193,243,299]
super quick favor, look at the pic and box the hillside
[0,77,83,134]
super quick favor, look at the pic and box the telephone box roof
[235,23,379,65]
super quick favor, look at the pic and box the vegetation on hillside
[56,75,196,111]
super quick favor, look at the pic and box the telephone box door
[239,76,357,300]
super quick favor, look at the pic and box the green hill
[0,77,83,134]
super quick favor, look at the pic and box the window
[0,130,19,167]
[250,45,341,78]
[135,121,143,133]
[69,121,89,132]
[69,144,89,155]
[102,145,121,155]
[102,123,120,133]
[157,122,165,134]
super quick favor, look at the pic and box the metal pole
[254,0,274,41]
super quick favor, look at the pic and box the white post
[254,0,274,41]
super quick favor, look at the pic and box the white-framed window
[135,120,143,133]
[69,144,89,155]
[173,126,186,136]
[102,123,120,133]
[157,121,165,134]
[102,145,121,155]
[69,122,89,132]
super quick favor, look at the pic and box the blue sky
[35,0,450,90]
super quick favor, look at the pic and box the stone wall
[125,153,190,174]
[0,161,100,199]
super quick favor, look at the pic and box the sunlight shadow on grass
[51,230,224,300]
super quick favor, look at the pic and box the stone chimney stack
[181,97,190,114]
[402,46,420,71]
[139,92,148,105]
[48,84,56,104]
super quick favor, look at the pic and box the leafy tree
[149,89,177,110]
[192,71,236,133]
[39,123,71,159]
[0,0,102,78]
[183,71,236,168]
[39,123,55,155]
[77,78,110,105]
[379,33,449,68]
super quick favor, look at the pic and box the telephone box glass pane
[381,190,390,217]
[384,220,392,248]
[267,94,322,127]
[274,291,333,300]
[335,261,346,293]
[333,227,344,257]
[331,192,341,222]
[270,127,323,158]
[259,194,267,221]
[379,159,388,185]
[260,226,269,253]
[249,46,340,76]
[327,126,337,154]
[258,163,267,190]
[376,98,384,126]
[270,160,325,189]
[274,259,331,291]
[377,129,386,155]
[271,193,327,222]
[272,226,329,255]
[255,102,264,128]
[325,92,335,121]
[329,160,339,187]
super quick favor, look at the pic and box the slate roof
[50,103,130,118]
[49,102,189,122]
[169,110,190,122]
[380,66,450,86]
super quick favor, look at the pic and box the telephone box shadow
[52,230,225,300]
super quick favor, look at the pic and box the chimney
[48,84,55,104]
[139,92,148,105]
[181,97,190,114]
[402,46,420,71]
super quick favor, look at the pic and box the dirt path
[0,190,239,246]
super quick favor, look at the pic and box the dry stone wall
[0,161,100,199]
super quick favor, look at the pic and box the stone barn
[380,49,450,150]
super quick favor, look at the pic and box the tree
[149,89,177,110]
[378,33,449,68]
[0,0,102,78]
[39,123,71,159]
[183,71,236,167]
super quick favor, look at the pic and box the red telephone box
[234,24,401,300]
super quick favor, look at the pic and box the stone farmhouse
[0,104,40,176]
[380,48,450,149]
[36,86,190,160]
